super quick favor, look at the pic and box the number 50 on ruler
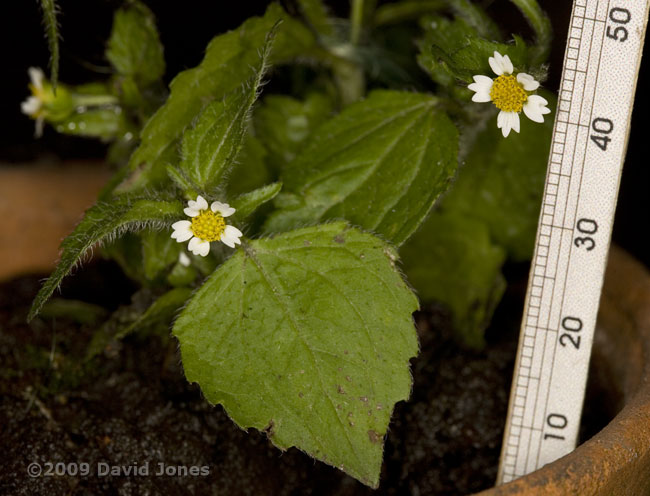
[498,0,650,484]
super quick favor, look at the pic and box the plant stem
[166,165,199,200]
[350,0,364,45]
[508,0,552,65]
[373,0,445,27]
[39,0,60,91]
[74,94,119,108]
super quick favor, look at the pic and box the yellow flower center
[490,75,528,113]
[191,211,226,242]
[29,84,52,103]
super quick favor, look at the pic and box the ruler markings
[536,0,610,469]
[513,0,574,481]
[533,0,603,470]
[499,0,650,483]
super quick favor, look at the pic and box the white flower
[171,195,242,257]
[468,51,551,137]
[20,67,47,136]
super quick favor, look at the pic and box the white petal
[222,225,243,244]
[489,51,513,76]
[197,241,210,257]
[497,110,507,131]
[497,111,519,137]
[188,237,200,252]
[28,67,45,90]
[211,201,236,217]
[187,195,208,211]
[221,236,235,248]
[188,237,210,257]
[523,95,551,123]
[523,101,542,123]
[171,221,193,242]
[183,207,201,217]
[488,54,503,76]
[219,232,241,248]
[21,96,41,116]
[509,112,521,134]
[172,220,191,230]
[468,75,493,102]
[517,73,540,91]
[195,195,209,210]
[528,94,551,113]
[501,54,514,75]
[172,229,193,243]
[178,251,191,266]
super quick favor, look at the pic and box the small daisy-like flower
[21,67,77,137]
[20,67,48,136]
[171,196,242,257]
[468,51,551,137]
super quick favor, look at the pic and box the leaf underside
[28,198,183,321]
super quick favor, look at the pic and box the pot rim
[477,245,650,495]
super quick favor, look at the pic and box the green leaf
[118,287,192,339]
[178,28,273,193]
[417,15,528,85]
[167,259,198,287]
[29,198,183,321]
[106,1,165,87]
[142,230,181,281]
[374,1,445,26]
[400,93,555,345]
[39,0,60,89]
[400,212,506,347]
[443,93,556,260]
[40,299,108,326]
[264,90,458,246]
[173,222,418,487]
[254,92,333,172]
[53,108,129,140]
[231,182,282,220]
[297,0,334,36]
[446,0,500,39]
[117,4,314,193]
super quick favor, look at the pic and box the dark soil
[0,262,612,495]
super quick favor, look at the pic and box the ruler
[497,0,650,484]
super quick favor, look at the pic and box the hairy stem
[39,0,60,90]
[508,0,552,64]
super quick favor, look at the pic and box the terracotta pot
[478,245,650,495]
[0,162,110,281]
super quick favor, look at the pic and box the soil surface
[0,262,612,495]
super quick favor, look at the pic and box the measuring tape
[497,0,650,484]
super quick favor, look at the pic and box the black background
[0,0,647,266]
